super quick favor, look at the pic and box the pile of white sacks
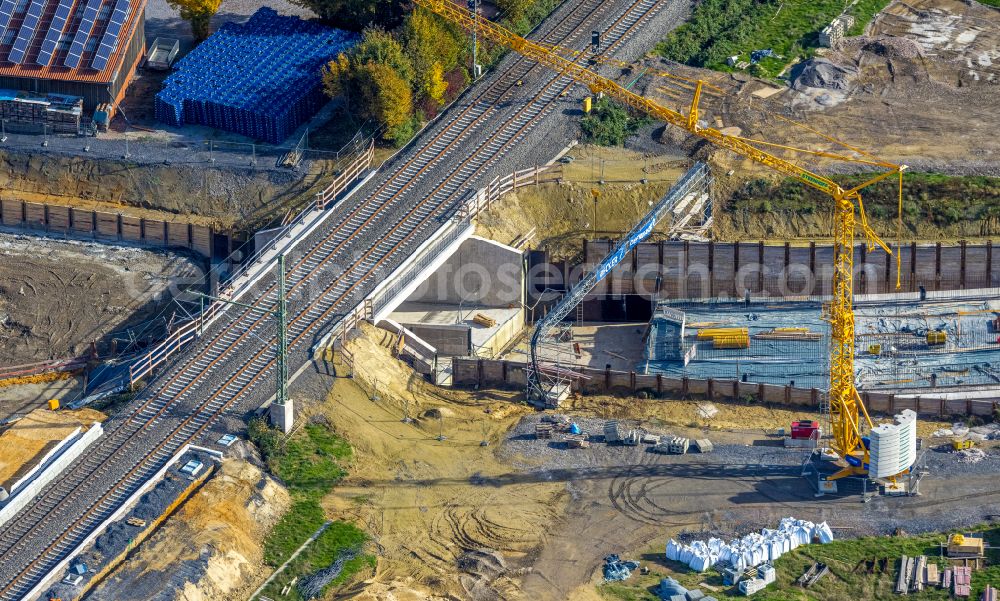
[665,517,834,572]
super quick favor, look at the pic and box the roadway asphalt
[0,0,692,597]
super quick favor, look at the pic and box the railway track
[0,0,667,597]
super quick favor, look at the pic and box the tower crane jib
[415,0,909,479]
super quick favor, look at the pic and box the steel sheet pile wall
[155,8,357,143]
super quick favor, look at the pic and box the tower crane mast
[415,0,908,479]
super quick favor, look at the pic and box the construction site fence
[127,301,224,386]
[0,356,88,381]
[452,358,1000,419]
[124,142,367,386]
[315,140,375,209]
[459,164,562,219]
[528,239,1000,300]
[0,198,217,259]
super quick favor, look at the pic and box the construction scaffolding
[527,162,711,406]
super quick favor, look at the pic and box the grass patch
[727,172,1000,228]
[249,418,374,592]
[260,521,374,601]
[264,498,327,565]
[656,0,892,78]
[598,581,660,600]
[599,528,1000,600]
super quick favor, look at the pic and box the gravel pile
[497,414,679,471]
[843,35,926,60]
[791,58,859,91]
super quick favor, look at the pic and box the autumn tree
[322,28,415,143]
[168,0,222,40]
[354,62,413,142]
[403,8,464,109]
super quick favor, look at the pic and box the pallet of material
[983,584,998,601]
[910,556,926,592]
[755,328,822,341]
[954,566,971,598]
[564,434,590,449]
[693,439,713,453]
[604,420,621,443]
[535,423,553,439]
[925,562,939,587]
[472,313,497,328]
[942,567,952,589]
[0,90,82,133]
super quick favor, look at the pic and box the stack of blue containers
[154,7,358,144]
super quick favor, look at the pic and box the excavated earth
[0,232,202,367]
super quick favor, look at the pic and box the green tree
[404,8,463,108]
[353,27,413,85]
[288,0,405,31]
[580,97,646,146]
[167,0,222,40]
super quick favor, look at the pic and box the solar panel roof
[63,0,100,68]
[89,0,128,70]
[7,0,46,63]
[35,0,74,65]
[0,0,17,28]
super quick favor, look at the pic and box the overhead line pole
[190,253,289,412]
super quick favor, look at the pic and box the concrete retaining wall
[4,426,82,495]
[477,307,525,358]
[452,358,999,418]
[407,236,523,307]
[0,422,103,530]
[406,324,471,357]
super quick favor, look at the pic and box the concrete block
[270,400,294,434]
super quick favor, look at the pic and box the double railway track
[0,0,666,597]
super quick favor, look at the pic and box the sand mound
[0,407,105,487]
[88,458,290,601]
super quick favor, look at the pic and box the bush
[248,416,284,462]
[580,97,648,146]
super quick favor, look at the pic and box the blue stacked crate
[154,7,358,143]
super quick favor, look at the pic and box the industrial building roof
[0,0,144,84]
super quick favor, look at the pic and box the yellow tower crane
[415,0,909,479]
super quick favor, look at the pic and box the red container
[791,420,819,440]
